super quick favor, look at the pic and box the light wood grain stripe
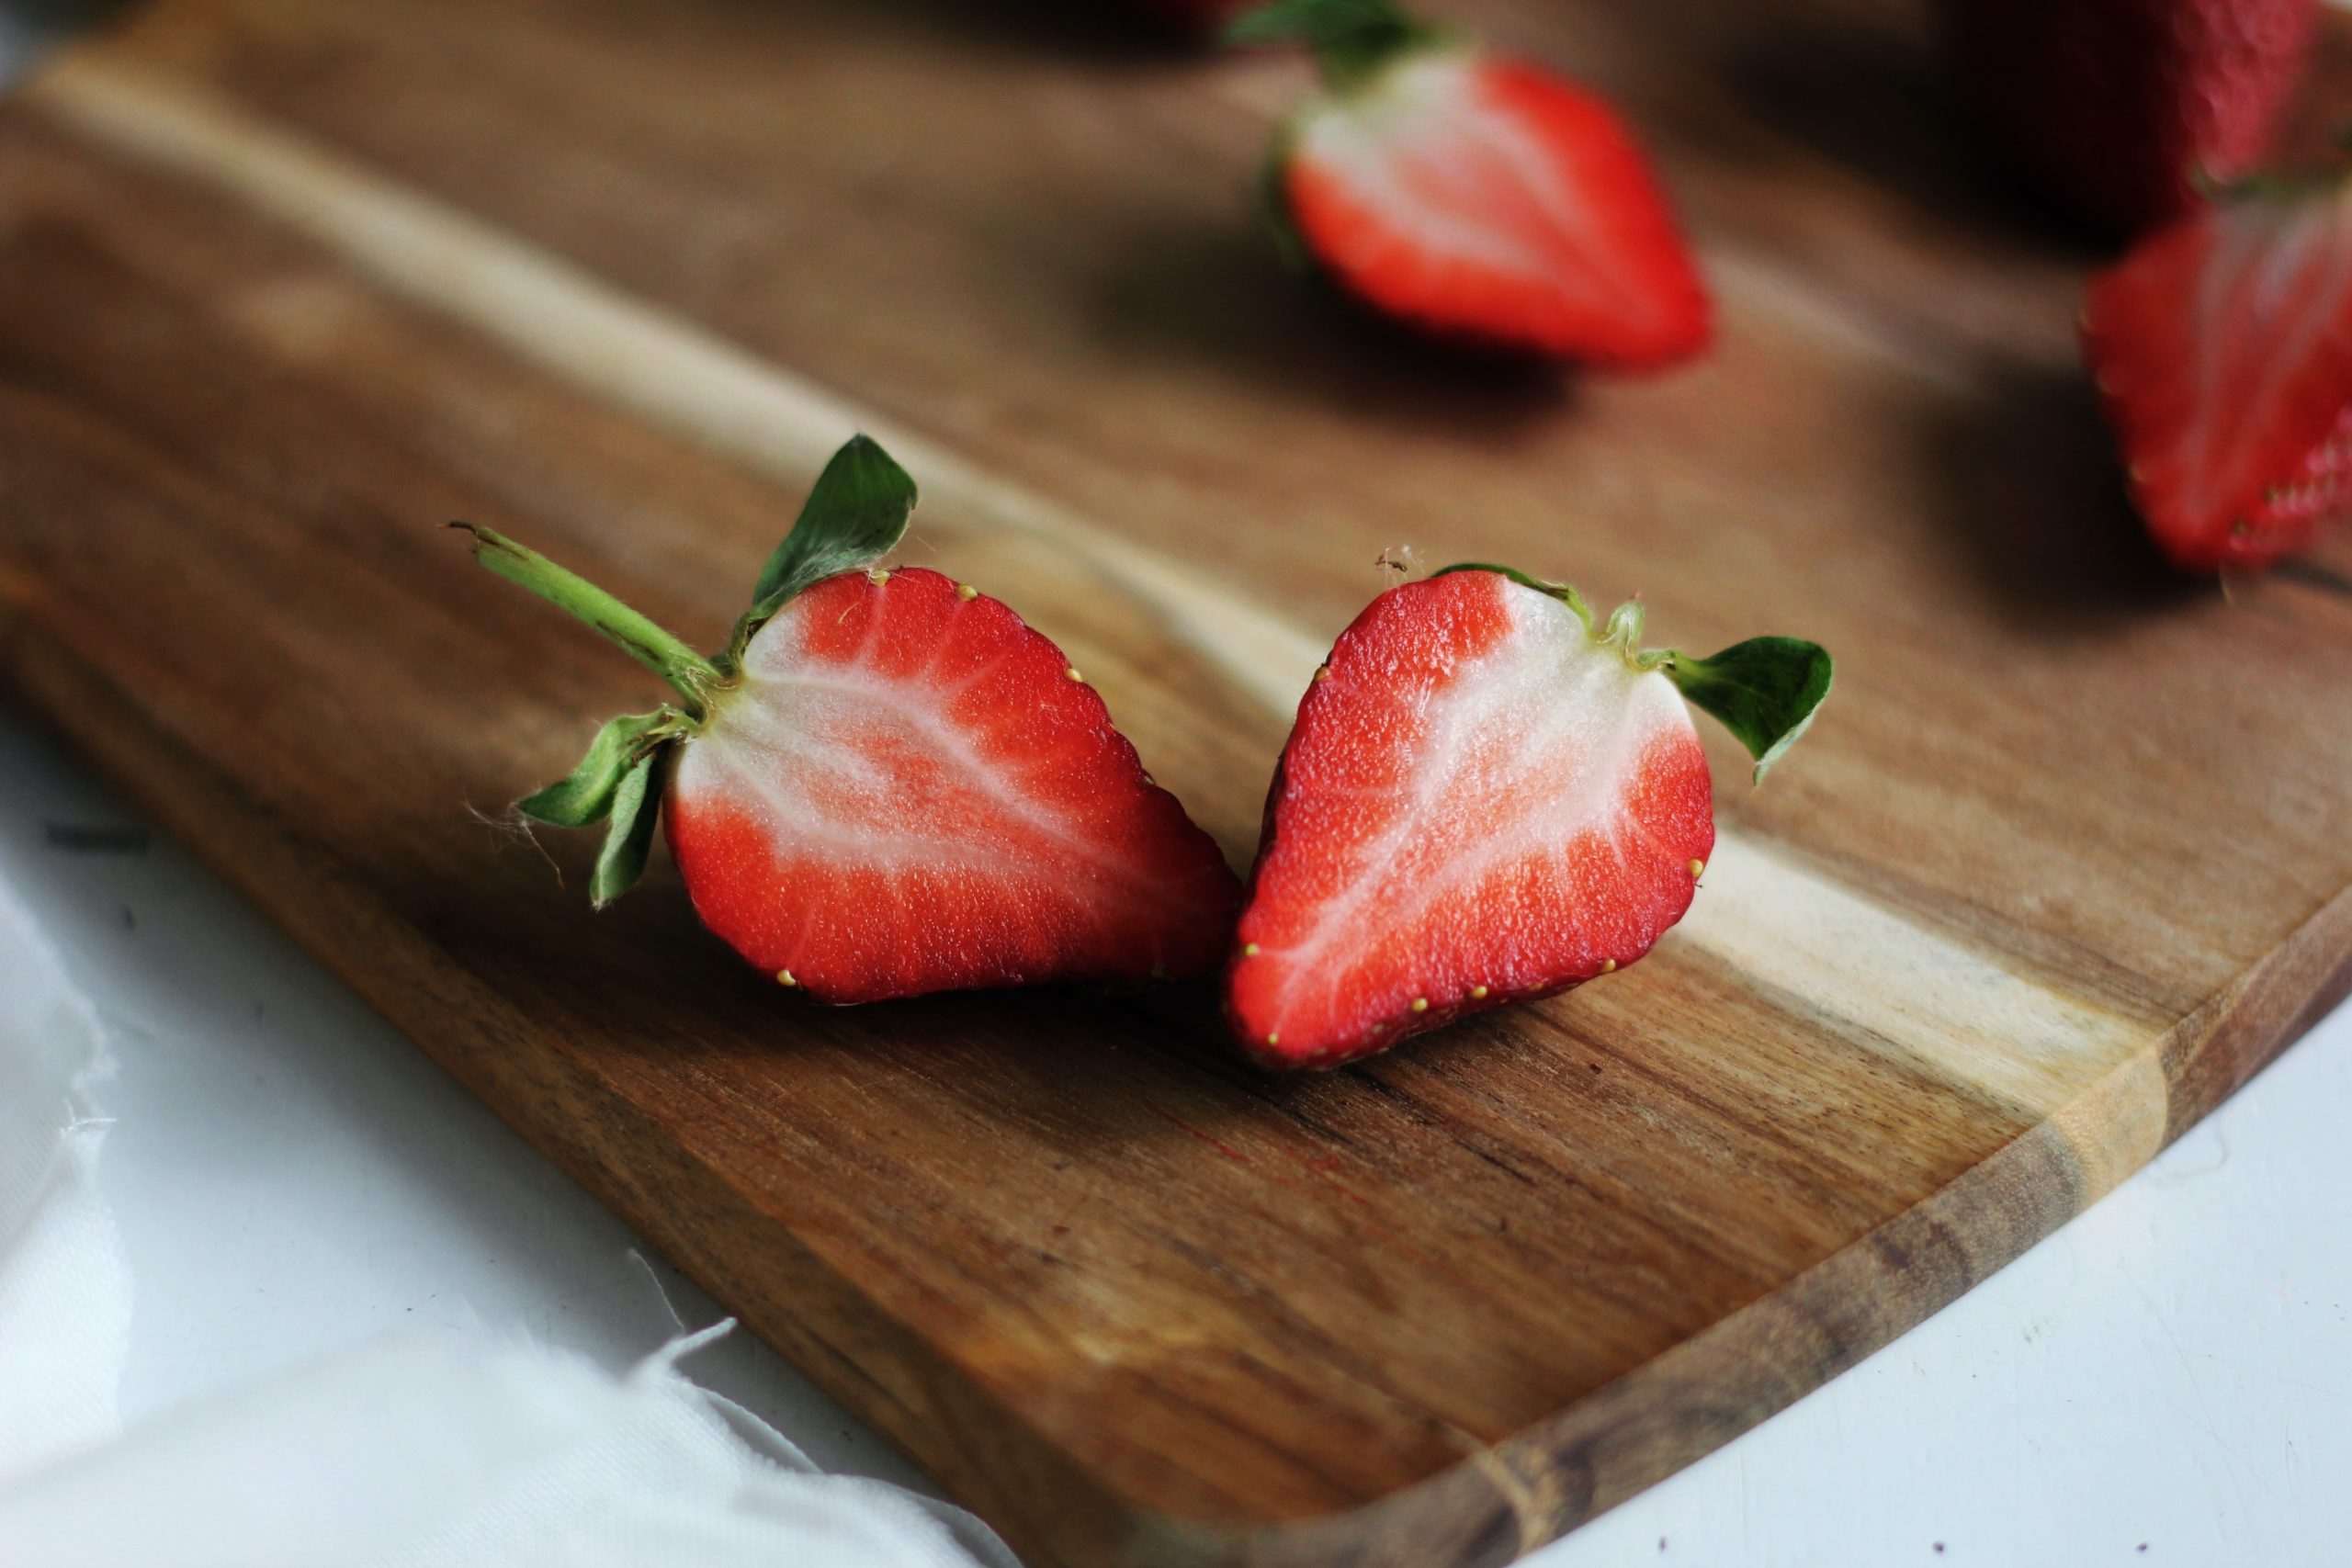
[1683,837,2155,1117]
[28,58,2165,1159]
[27,55,1329,719]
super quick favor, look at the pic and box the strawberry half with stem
[1228,566,1829,1068]
[1231,0,1711,367]
[2083,165,2352,570]
[457,435,1240,1003]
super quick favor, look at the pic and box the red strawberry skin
[664,567,1240,1003]
[1227,570,1714,1068]
[2083,182,2352,570]
[1937,0,2319,232]
[1281,50,1712,367]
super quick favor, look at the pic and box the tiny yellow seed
[1410,997,1430,1013]
[1265,1032,1280,1048]
[1470,985,1488,999]
[866,568,889,585]
[776,969,797,987]
[1242,942,1261,957]
[1067,667,1085,683]
[1601,958,1617,974]
[956,582,978,600]
[1689,859,1706,879]
[1313,665,1332,682]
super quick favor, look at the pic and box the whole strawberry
[1937,0,2320,232]
[458,436,1239,1002]
[1228,567,1829,1068]
[2083,167,2352,570]
[1231,0,1712,367]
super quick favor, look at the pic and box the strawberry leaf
[516,709,680,828]
[731,435,917,660]
[590,748,666,908]
[1664,637,1833,784]
[1227,0,1437,87]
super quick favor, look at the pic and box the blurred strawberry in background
[1936,0,2321,232]
[2084,165,2352,570]
[1234,0,1711,367]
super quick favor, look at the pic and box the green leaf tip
[1226,0,1437,86]
[1664,637,1833,785]
[590,747,666,908]
[731,434,918,660]
[515,709,682,829]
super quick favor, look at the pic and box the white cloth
[0,871,1013,1568]
[0,873,129,1473]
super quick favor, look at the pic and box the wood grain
[1,2,2349,1563]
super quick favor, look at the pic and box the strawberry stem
[452,524,725,716]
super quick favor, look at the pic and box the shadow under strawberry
[1084,211,1577,444]
[1911,355,2203,635]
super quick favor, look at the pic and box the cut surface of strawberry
[458,436,1239,1005]
[1234,0,1711,367]
[667,566,1236,1000]
[1228,568,1828,1068]
[2083,174,2352,570]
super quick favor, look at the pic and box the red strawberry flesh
[1229,570,1714,1067]
[1281,49,1713,367]
[2084,177,2352,570]
[667,567,1239,1003]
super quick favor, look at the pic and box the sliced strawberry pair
[1229,567,1830,1067]
[2084,169,2352,571]
[460,437,1238,1003]
[463,446,1832,1061]
[1233,0,1711,367]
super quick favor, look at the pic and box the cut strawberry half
[458,436,1239,1003]
[1231,0,1711,367]
[2083,170,2352,570]
[1228,567,1829,1068]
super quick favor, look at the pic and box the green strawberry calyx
[452,434,919,906]
[1433,562,1834,784]
[1227,0,1449,92]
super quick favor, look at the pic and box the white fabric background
[0,858,128,1473]
[0,761,1015,1567]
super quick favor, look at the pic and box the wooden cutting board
[4,1,2350,1562]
